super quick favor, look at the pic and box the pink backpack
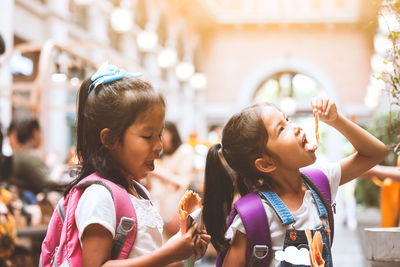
[39,172,150,267]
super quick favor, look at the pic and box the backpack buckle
[249,245,268,267]
[111,217,135,259]
[118,217,135,232]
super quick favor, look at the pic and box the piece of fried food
[178,190,202,233]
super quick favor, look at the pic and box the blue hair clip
[88,61,142,94]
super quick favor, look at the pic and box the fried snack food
[305,229,325,267]
[178,190,202,233]
[314,112,320,145]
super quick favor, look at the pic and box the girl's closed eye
[142,135,152,140]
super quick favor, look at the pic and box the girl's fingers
[193,234,199,244]
[316,98,323,114]
[187,222,198,236]
[200,234,211,243]
[310,97,317,111]
[322,98,329,114]
[311,97,323,114]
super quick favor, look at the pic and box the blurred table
[17,225,47,255]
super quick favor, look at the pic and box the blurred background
[0,0,400,266]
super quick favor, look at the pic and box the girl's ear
[100,128,115,149]
[254,156,276,173]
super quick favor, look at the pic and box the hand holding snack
[311,97,338,124]
[178,190,206,267]
[194,229,211,260]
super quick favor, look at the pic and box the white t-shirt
[225,161,341,267]
[75,184,164,258]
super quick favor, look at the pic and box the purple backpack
[216,168,334,267]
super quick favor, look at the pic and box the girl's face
[263,106,316,169]
[111,105,165,180]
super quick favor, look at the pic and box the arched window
[253,71,328,159]
[253,71,320,112]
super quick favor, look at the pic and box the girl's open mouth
[303,135,317,152]
[146,160,155,171]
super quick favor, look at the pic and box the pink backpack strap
[75,173,137,259]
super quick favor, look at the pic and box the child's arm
[222,231,246,267]
[311,97,387,185]
[82,223,198,267]
[360,165,400,182]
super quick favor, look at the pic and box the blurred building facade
[201,0,379,161]
[0,0,381,162]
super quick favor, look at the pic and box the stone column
[45,0,69,162]
[0,0,14,134]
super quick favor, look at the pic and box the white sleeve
[75,184,116,244]
[225,214,246,243]
[310,161,341,201]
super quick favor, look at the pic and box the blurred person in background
[9,116,61,195]
[361,164,400,182]
[360,163,400,227]
[6,120,19,152]
[147,121,195,238]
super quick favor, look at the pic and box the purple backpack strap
[216,193,271,267]
[300,167,334,244]
[235,192,271,267]
[301,168,331,205]
[216,192,271,267]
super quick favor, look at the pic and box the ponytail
[203,144,235,252]
[64,78,93,196]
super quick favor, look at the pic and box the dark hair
[0,126,12,181]
[65,76,165,195]
[15,117,40,145]
[0,125,3,153]
[7,119,17,136]
[203,103,274,252]
[162,121,182,155]
[0,34,5,55]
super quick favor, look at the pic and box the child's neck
[128,181,140,198]
[268,169,307,211]
[270,169,303,194]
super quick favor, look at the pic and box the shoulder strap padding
[300,167,334,245]
[75,173,137,259]
[235,192,272,267]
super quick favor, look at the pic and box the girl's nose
[293,124,301,135]
[155,138,163,156]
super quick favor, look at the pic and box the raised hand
[310,97,338,123]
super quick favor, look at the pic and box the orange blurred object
[380,155,400,227]
[178,190,202,233]
[306,229,324,267]
[314,112,320,145]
